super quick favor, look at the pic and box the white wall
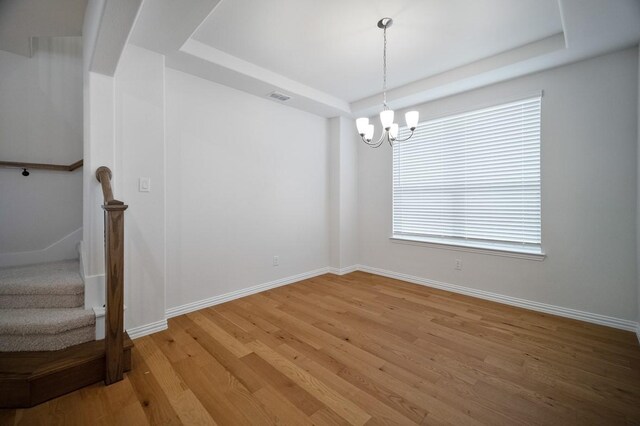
[0,37,83,266]
[82,0,115,304]
[329,116,358,271]
[82,72,114,285]
[165,68,330,311]
[82,33,167,332]
[113,44,166,331]
[358,47,639,322]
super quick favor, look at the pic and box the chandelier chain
[383,24,387,108]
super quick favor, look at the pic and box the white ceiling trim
[90,0,144,76]
[179,39,350,116]
[351,33,566,117]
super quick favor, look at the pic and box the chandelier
[356,18,419,147]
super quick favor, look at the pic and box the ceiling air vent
[267,91,291,102]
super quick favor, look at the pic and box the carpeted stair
[0,260,95,352]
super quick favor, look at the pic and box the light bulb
[405,111,419,130]
[356,117,369,135]
[390,123,399,139]
[380,110,394,130]
[364,124,374,141]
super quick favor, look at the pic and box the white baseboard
[93,305,128,340]
[127,319,168,339]
[83,273,105,311]
[79,241,107,310]
[357,264,639,332]
[0,227,82,268]
[93,306,105,340]
[125,267,332,339]
[165,267,332,319]
[327,265,359,275]
[117,263,640,342]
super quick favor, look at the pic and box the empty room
[1,0,640,424]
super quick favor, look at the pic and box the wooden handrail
[95,166,128,385]
[0,159,83,171]
[95,166,124,205]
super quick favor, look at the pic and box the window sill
[389,236,546,261]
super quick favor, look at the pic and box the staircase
[0,167,131,408]
[0,259,95,351]
[0,257,132,409]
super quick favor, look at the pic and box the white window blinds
[392,96,542,254]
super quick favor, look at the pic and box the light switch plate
[139,177,151,192]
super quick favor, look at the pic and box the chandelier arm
[360,135,385,148]
[371,137,386,148]
[390,129,416,143]
[360,130,387,147]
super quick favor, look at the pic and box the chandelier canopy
[356,18,419,147]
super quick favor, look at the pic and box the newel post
[96,167,128,385]
[103,203,127,384]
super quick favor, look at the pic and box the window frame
[390,92,546,260]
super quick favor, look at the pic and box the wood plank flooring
[2,271,640,425]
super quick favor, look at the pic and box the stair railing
[0,159,83,176]
[95,166,128,385]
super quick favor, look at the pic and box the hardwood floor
[2,271,640,425]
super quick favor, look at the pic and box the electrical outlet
[455,259,462,270]
[273,256,279,266]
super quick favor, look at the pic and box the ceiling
[129,0,640,118]
[192,0,563,102]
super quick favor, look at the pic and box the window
[392,95,542,256]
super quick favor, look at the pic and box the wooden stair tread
[0,333,133,408]
[0,333,133,379]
